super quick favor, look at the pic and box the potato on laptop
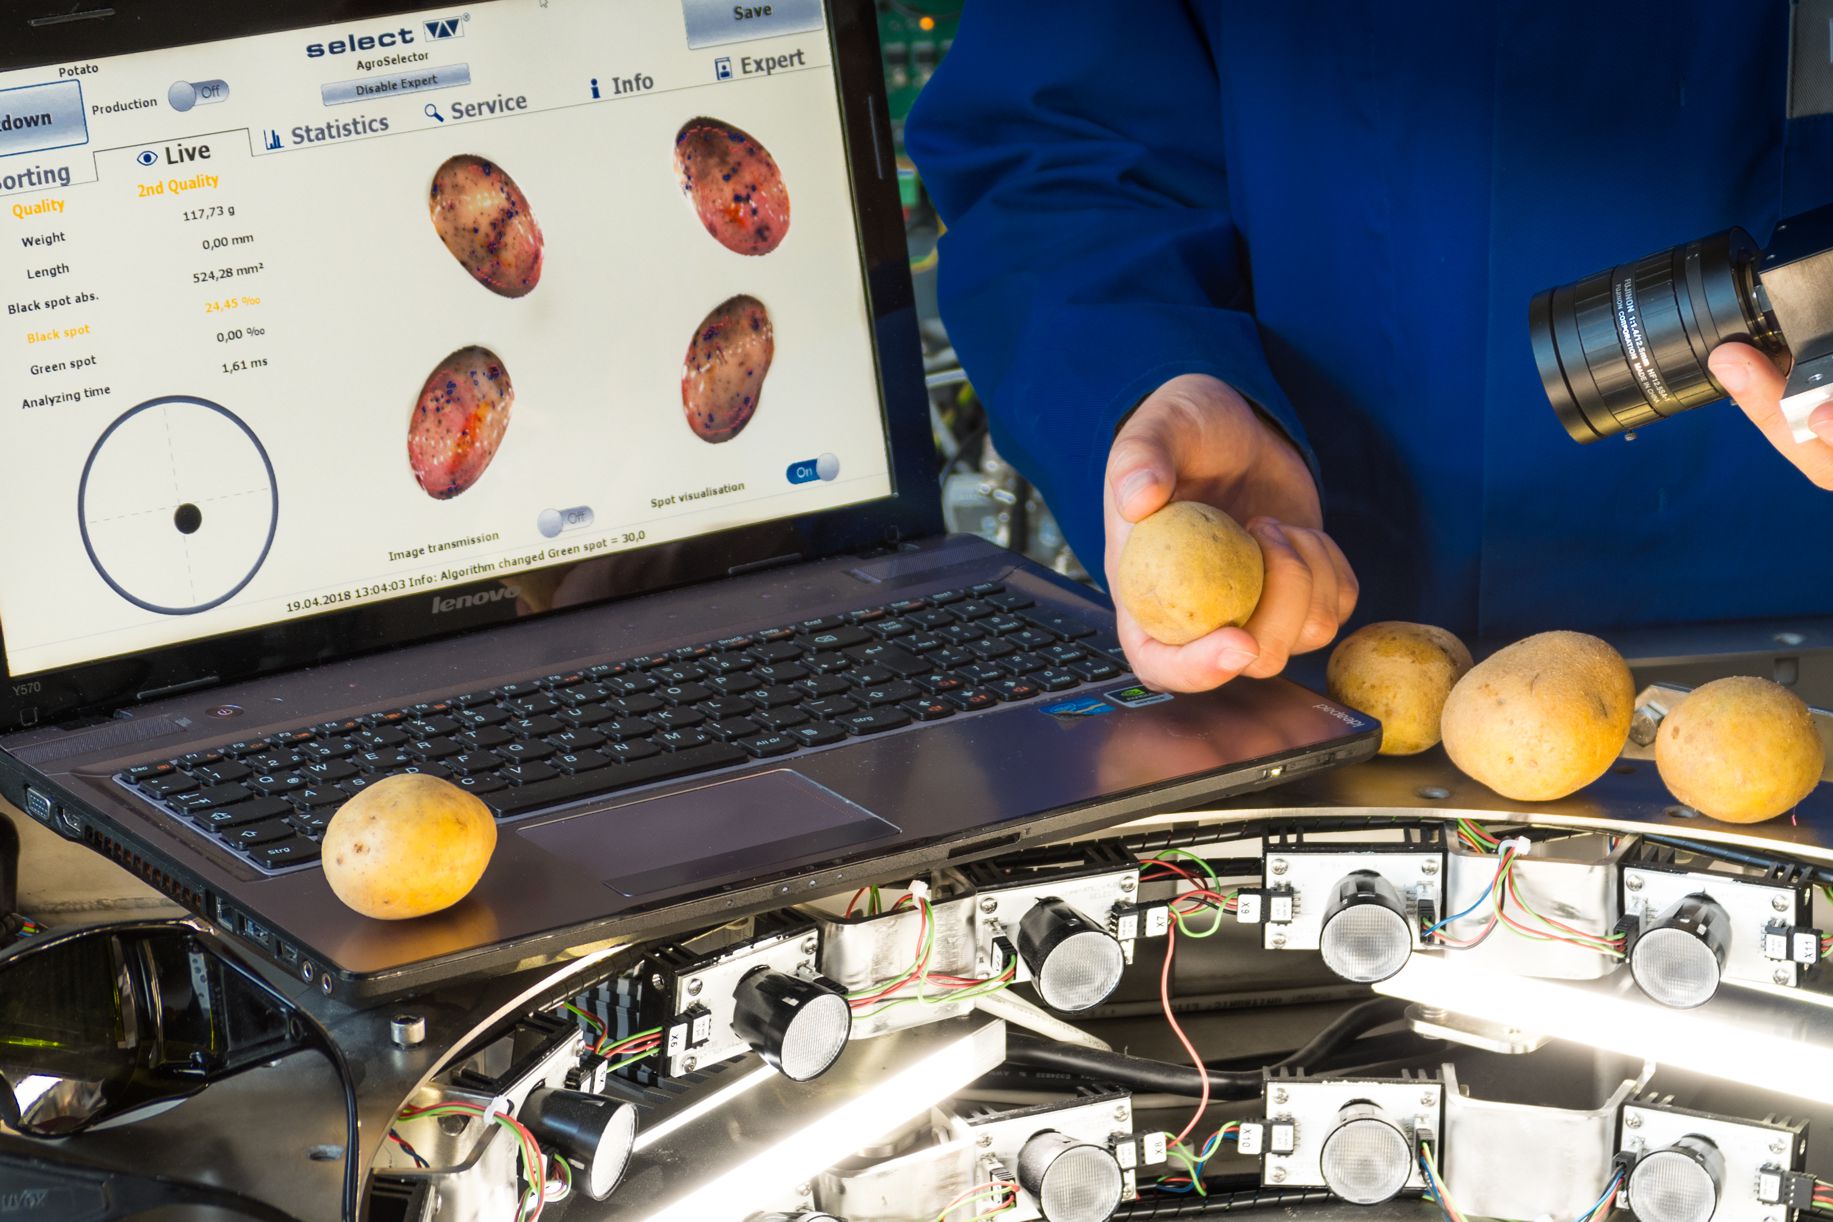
[324,774,496,919]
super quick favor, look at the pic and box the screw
[1625,875,1643,892]
[1115,1105,1130,1122]
[1421,1092,1436,1106]
[801,936,819,956]
[682,1055,698,1072]
[650,973,667,989]
[1270,860,1288,876]
[1772,895,1790,913]
[979,896,998,914]
[796,1183,812,1199]
[1272,1088,1288,1105]
[1271,933,1287,948]
[1421,859,1439,876]
[977,1134,993,1148]
[1771,1138,1788,1155]
[1505,1027,1524,1041]
[1776,968,1793,985]
[686,978,703,998]
[1629,705,1663,747]
[1120,876,1137,893]
[1270,1167,1287,1183]
[1625,1114,1642,1130]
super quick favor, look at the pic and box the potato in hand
[1327,622,1472,756]
[1114,502,1264,646]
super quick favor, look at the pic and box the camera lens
[1529,228,1781,441]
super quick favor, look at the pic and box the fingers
[1104,402,1181,524]
[1710,341,1833,490]
[1239,520,1315,679]
[1115,610,1261,693]
[1816,401,1833,446]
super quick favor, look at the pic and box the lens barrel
[1530,228,1779,441]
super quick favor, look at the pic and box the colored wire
[1435,823,1625,957]
[397,1102,548,1221]
[1153,1125,1240,1195]
[935,1181,1017,1221]
[1160,923,1210,1146]
[387,1128,430,1169]
[1418,1142,1467,1222]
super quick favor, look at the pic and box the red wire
[843,886,868,917]
[849,900,933,1007]
[1160,924,1209,1145]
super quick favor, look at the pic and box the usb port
[276,941,299,965]
[241,918,272,950]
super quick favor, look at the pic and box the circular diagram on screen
[77,396,278,615]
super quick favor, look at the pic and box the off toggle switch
[786,454,840,485]
[168,80,231,112]
[536,505,595,538]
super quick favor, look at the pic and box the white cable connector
[908,878,932,903]
[1498,836,1532,859]
[486,1094,515,1121]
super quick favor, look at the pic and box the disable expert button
[0,80,87,158]
[682,0,824,50]
[320,63,471,106]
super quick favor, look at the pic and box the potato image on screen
[682,294,774,443]
[428,154,544,297]
[1113,502,1264,645]
[1440,630,1635,801]
[674,117,792,256]
[323,773,497,920]
[1327,622,1473,756]
[1656,676,1824,823]
[409,345,514,498]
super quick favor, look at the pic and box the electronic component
[1017,1130,1125,1222]
[962,1090,1136,1222]
[1260,835,1445,982]
[1622,850,1816,999]
[729,966,852,1082]
[1017,898,1126,1012]
[519,1087,638,1200]
[1618,1097,1807,1222]
[1260,1072,1442,1200]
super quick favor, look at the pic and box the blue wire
[1575,1171,1624,1222]
[1422,877,1497,939]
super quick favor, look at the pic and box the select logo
[423,16,466,39]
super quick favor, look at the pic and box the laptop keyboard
[112,582,1128,874]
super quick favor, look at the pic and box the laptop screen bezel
[0,0,941,731]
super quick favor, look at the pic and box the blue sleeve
[904,2,1314,577]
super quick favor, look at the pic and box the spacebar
[491,743,750,817]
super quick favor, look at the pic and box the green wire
[936,1185,1014,1220]
[1172,896,1233,939]
[605,1047,659,1074]
[1143,849,1222,887]
[846,899,935,1000]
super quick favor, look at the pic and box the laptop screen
[0,0,895,680]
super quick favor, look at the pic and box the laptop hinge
[134,675,221,703]
[726,552,803,578]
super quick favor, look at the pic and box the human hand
[1102,374,1357,692]
[1707,341,1833,490]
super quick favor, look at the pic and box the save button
[681,0,824,50]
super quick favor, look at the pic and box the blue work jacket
[907,2,1833,640]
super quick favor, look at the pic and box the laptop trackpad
[517,769,899,899]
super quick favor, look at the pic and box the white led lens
[1319,1104,1413,1205]
[776,990,853,1083]
[1017,1131,1124,1222]
[1319,872,1414,984]
[1018,899,1126,1012]
[1628,1138,1723,1222]
[1630,896,1731,1010]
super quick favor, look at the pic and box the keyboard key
[251,771,308,794]
[955,600,997,620]
[226,820,295,848]
[195,760,252,784]
[556,704,613,729]
[968,637,1015,660]
[787,723,847,748]
[607,673,658,696]
[856,681,921,706]
[652,707,706,730]
[968,581,1005,596]
[454,705,512,729]
[247,751,305,774]
[555,750,611,774]
[410,715,463,737]
[747,641,802,665]
[714,634,755,651]
[873,618,915,639]
[501,740,556,763]
[804,651,852,673]
[171,783,255,812]
[657,682,714,705]
[945,689,999,712]
[602,717,656,741]
[652,664,705,686]
[402,762,454,781]
[756,706,810,730]
[610,693,665,717]
[293,786,344,809]
[1040,643,1088,666]
[356,725,411,748]
[697,695,755,720]
[741,733,798,758]
[793,674,853,698]
[408,738,461,761]
[805,696,860,719]
[798,614,845,632]
[918,673,967,694]
[931,646,976,669]
[606,738,661,763]
[747,685,803,709]
[752,662,808,684]
[887,598,929,613]
[291,810,332,836]
[190,797,293,829]
[453,751,507,773]
[558,682,611,705]
[928,588,966,604]
[802,625,871,651]
[839,708,912,735]
[1000,652,1047,675]
[140,772,199,798]
[708,672,763,695]
[656,727,711,751]
[491,741,748,816]
[1028,613,1096,640]
[708,716,763,741]
[988,591,1035,611]
[908,607,956,630]
[302,760,359,783]
[1008,628,1056,651]
[848,665,896,687]
[502,760,560,786]
[253,839,321,869]
[671,643,713,662]
[1069,658,1122,682]
[991,678,1044,702]
[509,715,564,738]
[124,761,176,781]
[903,698,956,721]
[1032,667,1080,691]
[356,749,415,771]
[701,652,752,675]
[299,739,356,763]
[937,623,987,645]
[960,662,1008,685]
[550,728,607,752]
[460,725,516,749]
[455,774,507,797]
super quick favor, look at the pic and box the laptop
[0,0,1379,1001]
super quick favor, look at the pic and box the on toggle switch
[536,506,595,538]
[168,80,231,112]
[786,454,840,485]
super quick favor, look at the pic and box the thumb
[1708,342,1783,402]
[1107,413,1177,523]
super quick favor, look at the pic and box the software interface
[0,0,892,678]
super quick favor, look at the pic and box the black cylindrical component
[1627,1135,1725,1222]
[1318,871,1414,984]
[1017,897,1126,1012]
[730,967,853,1082]
[519,1087,638,1200]
[1018,1130,1125,1222]
[1530,227,1782,441]
[1628,893,1732,1009]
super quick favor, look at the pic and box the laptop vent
[81,827,206,911]
[10,713,192,765]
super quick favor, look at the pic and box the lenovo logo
[431,586,519,614]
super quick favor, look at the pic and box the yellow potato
[1327,622,1473,756]
[1440,631,1634,801]
[323,773,497,919]
[1655,676,1824,824]
[1114,502,1264,646]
